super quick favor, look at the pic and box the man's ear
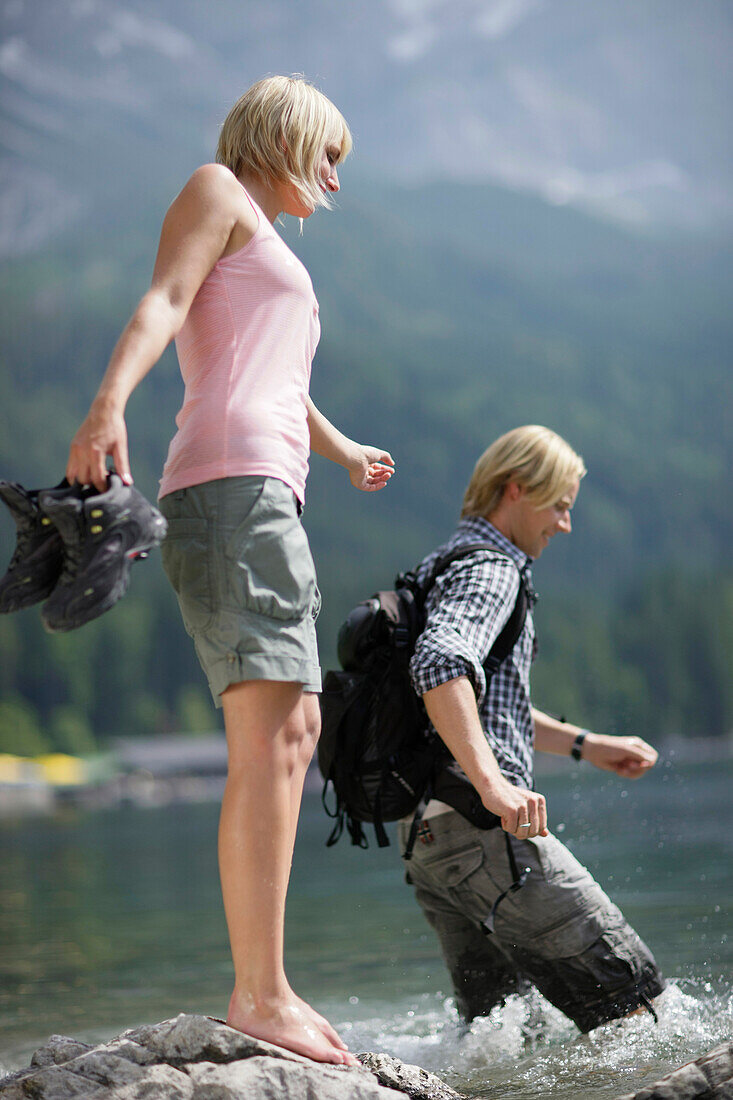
[505,480,524,502]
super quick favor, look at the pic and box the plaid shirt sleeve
[410,551,521,704]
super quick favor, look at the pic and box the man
[400,424,664,1033]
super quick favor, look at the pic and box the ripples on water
[339,980,733,1099]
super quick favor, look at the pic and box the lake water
[1,752,731,1098]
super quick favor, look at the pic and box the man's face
[511,480,579,559]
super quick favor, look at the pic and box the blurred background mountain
[0,0,731,754]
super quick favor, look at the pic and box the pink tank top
[158,189,320,503]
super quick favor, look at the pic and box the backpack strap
[409,546,535,849]
[423,542,535,674]
[484,559,535,675]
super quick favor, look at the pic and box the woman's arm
[67,165,254,491]
[306,397,394,492]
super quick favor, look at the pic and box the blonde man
[401,425,664,1032]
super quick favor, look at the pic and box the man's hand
[67,399,132,492]
[347,445,395,492]
[480,777,548,839]
[582,732,658,779]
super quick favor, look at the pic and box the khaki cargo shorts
[159,476,321,705]
[398,809,664,1032]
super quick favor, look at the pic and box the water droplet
[349,995,359,1004]
[556,822,566,833]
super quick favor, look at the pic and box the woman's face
[281,142,341,218]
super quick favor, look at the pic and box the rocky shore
[1,1013,731,1099]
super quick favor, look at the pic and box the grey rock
[29,1039,93,1071]
[0,1083,25,1099]
[187,1056,406,1099]
[135,1013,310,1068]
[93,1040,160,1069]
[359,1052,464,1100]
[615,1040,733,1099]
[698,1043,733,1090]
[0,1038,159,1096]
[4,1064,109,1098]
[108,1064,195,1099]
[57,1051,151,1089]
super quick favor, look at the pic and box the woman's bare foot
[293,994,350,1051]
[226,988,360,1066]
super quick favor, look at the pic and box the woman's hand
[67,399,131,491]
[347,446,395,492]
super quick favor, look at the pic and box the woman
[67,75,393,1066]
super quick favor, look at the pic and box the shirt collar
[456,515,531,571]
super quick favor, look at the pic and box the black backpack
[318,543,532,858]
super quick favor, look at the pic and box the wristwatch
[571,730,588,761]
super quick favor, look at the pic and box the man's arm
[305,397,394,492]
[424,677,548,838]
[532,708,658,779]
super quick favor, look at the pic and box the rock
[0,1015,452,1099]
[614,1040,733,1099]
[107,1064,195,1099]
[698,1044,733,1091]
[359,1052,464,1100]
[29,1038,94,1070]
[187,1056,405,1099]
[3,1063,110,1098]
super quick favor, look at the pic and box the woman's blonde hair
[461,425,586,519]
[216,75,352,212]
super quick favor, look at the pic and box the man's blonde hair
[216,75,352,212]
[462,425,586,519]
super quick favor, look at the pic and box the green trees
[0,179,730,751]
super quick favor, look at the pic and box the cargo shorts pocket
[416,843,489,921]
[225,480,316,621]
[161,517,213,636]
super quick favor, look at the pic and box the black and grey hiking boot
[39,474,167,633]
[0,480,67,613]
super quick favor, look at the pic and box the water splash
[340,977,732,1100]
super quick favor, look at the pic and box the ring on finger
[519,822,531,829]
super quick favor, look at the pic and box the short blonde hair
[461,425,586,519]
[216,75,352,212]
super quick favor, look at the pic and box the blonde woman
[67,76,393,1065]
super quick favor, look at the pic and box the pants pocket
[224,479,316,621]
[161,517,213,636]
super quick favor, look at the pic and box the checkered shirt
[409,516,538,789]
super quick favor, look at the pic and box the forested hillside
[0,179,730,752]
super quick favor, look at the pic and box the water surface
[1,753,731,1098]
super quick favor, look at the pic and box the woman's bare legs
[219,679,358,1065]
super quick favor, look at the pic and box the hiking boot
[39,474,168,633]
[0,480,67,612]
